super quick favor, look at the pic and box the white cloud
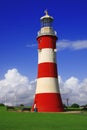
[0,68,87,106]
[57,39,87,50]
[0,68,36,106]
[26,44,37,48]
[59,76,87,106]
[25,40,87,50]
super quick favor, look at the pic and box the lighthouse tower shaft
[33,11,64,112]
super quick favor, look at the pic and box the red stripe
[37,62,58,78]
[33,93,64,112]
[37,35,57,49]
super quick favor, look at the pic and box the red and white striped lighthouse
[32,11,64,112]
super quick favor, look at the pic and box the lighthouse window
[41,19,52,27]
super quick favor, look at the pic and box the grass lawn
[0,107,87,130]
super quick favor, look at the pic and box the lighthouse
[32,11,64,112]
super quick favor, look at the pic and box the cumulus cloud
[0,68,87,106]
[60,76,87,106]
[0,68,36,106]
[57,39,87,50]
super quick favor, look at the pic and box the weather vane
[44,9,48,15]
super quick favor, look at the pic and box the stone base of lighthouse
[33,93,64,112]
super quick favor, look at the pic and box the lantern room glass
[41,18,52,28]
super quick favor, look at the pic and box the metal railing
[37,30,57,37]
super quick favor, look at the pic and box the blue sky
[0,0,87,105]
[0,0,87,81]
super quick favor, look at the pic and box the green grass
[0,107,87,130]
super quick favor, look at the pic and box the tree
[0,103,5,106]
[71,103,80,108]
[63,104,67,108]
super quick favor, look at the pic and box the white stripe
[36,77,60,94]
[38,48,56,64]
[38,27,56,36]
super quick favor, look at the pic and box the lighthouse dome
[40,10,53,28]
[37,10,57,37]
